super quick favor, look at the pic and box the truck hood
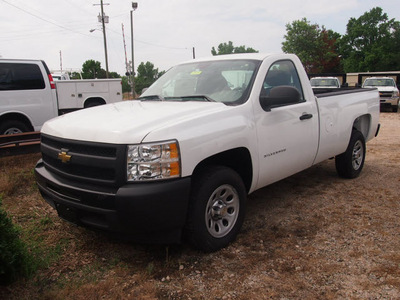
[363,86,398,92]
[41,100,227,144]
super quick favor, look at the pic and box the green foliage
[211,41,258,55]
[339,7,400,72]
[282,18,342,73]
[70,72,82,80]
[81,60,121,79]
[134,61,164,95]
[81,60,107,79]
[0,197,34,285]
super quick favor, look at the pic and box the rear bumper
[35,159,191,244]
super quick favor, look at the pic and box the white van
[0,59,58,134]
[1,59,123,135]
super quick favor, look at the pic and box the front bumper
[35,159,191,244]
[380,97,399,108]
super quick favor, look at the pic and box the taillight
[48,74,56,89]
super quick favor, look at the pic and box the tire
[0,120,30,135]
[185,166,247,252]
[393,106,398,113]
[85,101,104,108]
[335,130,366,179]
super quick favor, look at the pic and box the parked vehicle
[310,76,341,89]
[51,72,70,81]
[362,77,399,112]
[35,53,380,252]
[55,79,122,113]
[0,59,123,135]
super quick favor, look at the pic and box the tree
[81,60,106,79]
[211,41,258,55]
[134,61,164,95]
[282,18,342,73]
[339,7,400,72]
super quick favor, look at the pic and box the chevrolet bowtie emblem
[58,151,71,163]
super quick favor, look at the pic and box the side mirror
[260,86,301,112]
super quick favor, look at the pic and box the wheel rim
[352,140,364,170]
[205,184,240,238]
[4,127,23,135]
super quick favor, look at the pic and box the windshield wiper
[172,95,216,102]
[138,95,216,102]
[137,95,165,101]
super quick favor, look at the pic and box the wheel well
[352,114,371,139]
[0,113,33,131]
[193,147,253,193]
[84,97,106,107]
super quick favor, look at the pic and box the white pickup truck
[0,58,122,135]
[362,77,399,112]
[35,53,380,252]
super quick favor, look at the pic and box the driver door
[255,60,319,188]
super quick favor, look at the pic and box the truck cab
[310,77,341,90]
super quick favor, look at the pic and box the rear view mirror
[260,86,301,111]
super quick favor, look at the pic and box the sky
[0,0,399,76]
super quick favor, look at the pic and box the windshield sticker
[190,70,202,75]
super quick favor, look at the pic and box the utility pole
[131,2,138,98]
[94,0,110,78]
[60,50,63,72]
[100,0,109,78]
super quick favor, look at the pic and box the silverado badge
[58,151,71,163]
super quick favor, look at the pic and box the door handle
[300,113,313,120]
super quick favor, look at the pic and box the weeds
[0,195,34,285]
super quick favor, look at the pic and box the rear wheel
[335,130,365,178]
[0,120,30,135]
[185,166,246,252]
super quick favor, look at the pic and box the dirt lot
[0,112,399,299]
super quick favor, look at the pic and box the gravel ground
[1,112,399,299]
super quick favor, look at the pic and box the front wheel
[335,130,366,178]
[0,120,30,135]
[185,166,246,252]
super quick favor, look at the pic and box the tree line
[282,7,400,73]
[210,7,400,74]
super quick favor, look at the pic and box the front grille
[379,91,393,98]
[41,134,126,187]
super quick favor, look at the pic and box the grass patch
[0,195,35,285]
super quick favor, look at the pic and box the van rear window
[0,63,45,90]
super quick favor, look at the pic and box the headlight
[127,140,180,181]
[392,90,399,98]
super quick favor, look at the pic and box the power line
[1,0,92,37]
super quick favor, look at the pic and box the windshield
[310,78,339,87]
[140,59,260,105]
[363,78,395,87]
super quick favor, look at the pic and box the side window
[260,60,304,102]
[0,63,45,91]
